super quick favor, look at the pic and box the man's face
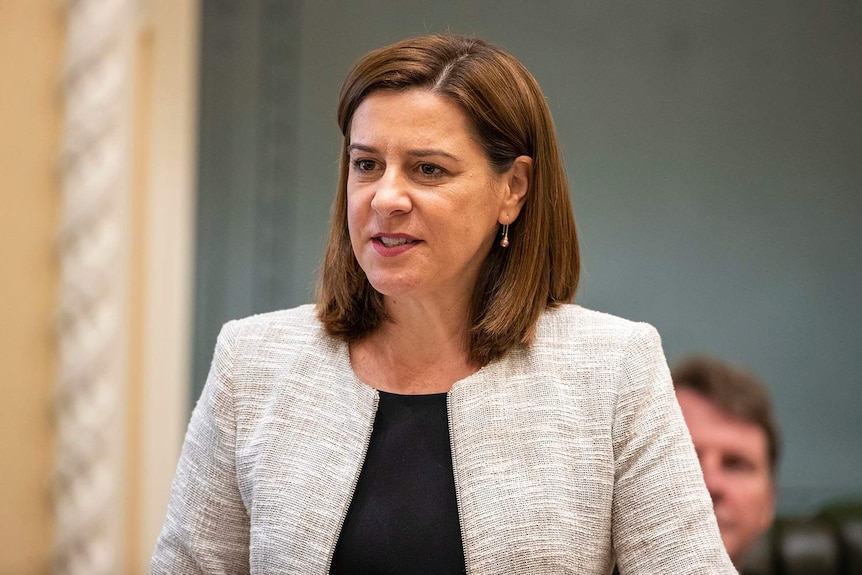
[676,388,775,564]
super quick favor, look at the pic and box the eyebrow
[347,143,460,162]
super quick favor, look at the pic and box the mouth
[373,234,419,248]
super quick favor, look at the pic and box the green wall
[193,0,862,514]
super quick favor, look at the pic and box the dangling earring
[500,224,510,248]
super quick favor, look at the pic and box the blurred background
[2,0,860,572]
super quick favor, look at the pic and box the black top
[329,391,466,574]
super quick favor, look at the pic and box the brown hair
[672,356,781,476]
[316,34,579,365]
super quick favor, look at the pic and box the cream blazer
[151,304,736,574]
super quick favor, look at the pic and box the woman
[152,34,736,574]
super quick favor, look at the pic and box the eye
[416,162,445,179]
[352,159,378,172]
[723,454,756,474]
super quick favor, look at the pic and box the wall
[0,0,199,572]
[134,0,199,570]
[193,0,862,515]
[0,1,61,572]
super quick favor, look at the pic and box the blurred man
[672,357,781,567]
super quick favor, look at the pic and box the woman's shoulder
[222,304,321,338]
[531,304,664,368]
[212,304,347,392]
[214,304,332,361]
[536,303,658,343]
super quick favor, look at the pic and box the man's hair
[672,356,781,476]
[316,34,579,365]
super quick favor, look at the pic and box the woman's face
[346,89,527,309]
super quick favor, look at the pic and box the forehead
[349,89,475,145]
[675,388,770,459]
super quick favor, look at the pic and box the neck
[350,295,479,394]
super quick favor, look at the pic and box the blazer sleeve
[611,323,737,574]
[151,321,251,574]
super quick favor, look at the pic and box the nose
[370,168,412,217]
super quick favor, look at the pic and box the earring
[500,224,510,248]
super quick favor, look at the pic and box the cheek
[452,212,492,245]
[753,482,775,517]
[345,197,365,251]
[739,479,774,519]
[346,191,363,227]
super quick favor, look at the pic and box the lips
[378,236,415,247]
[372,233,419,245]
[371,233,420,255]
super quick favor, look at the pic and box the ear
[498,155,532,224]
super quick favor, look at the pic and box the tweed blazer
[151,304,736,574]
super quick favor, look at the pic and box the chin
[721,537,744,564]
[364,274,421,298]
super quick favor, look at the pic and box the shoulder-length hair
[317,34,579,365]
